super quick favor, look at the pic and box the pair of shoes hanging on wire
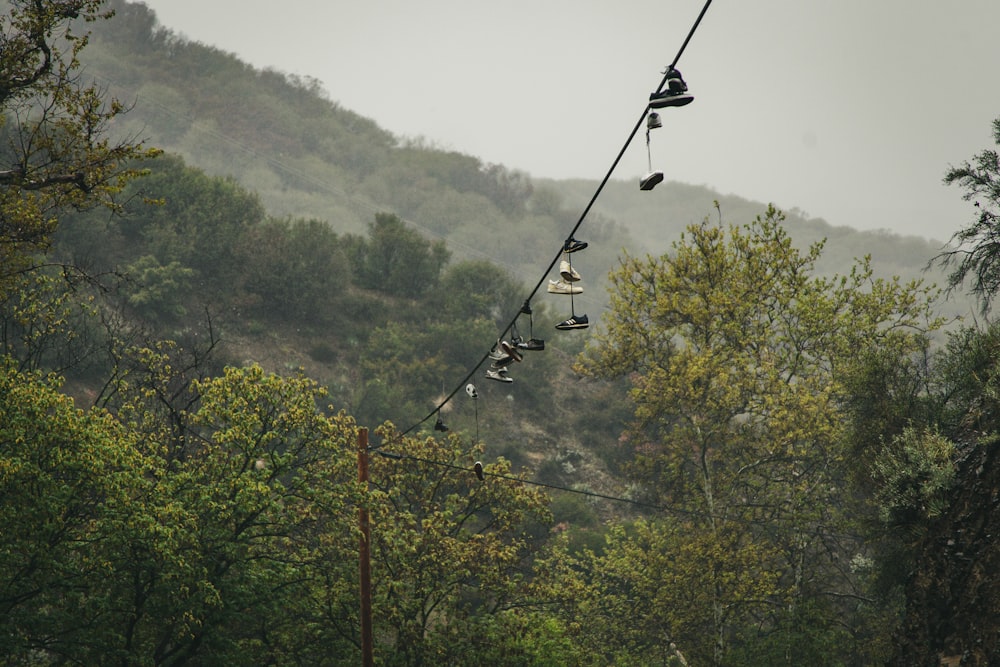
[553,239,589,330]
[648,67,693,109]
[643,68,694,191]
[485,301,546,383]
[513,301,544,351]
[486,338,520,383]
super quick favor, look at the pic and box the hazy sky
[137,0,1000,242]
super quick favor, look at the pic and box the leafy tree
[120,154,265,289]
[0,360,147,662]
[872,425,956,523]
[367,425,551,666]
[0,0,159,294]
[99,362,363,665]
[123,253,195,321]
[576,206,941,664]
[242,216,351,324]
[0,267,102,374]
[349,212,450,298]
[934,116,1000,312]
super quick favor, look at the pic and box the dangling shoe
[640,171,664,191]
[555,314,589,330]
[485,367,513,383]
[517,338,545,351]
[548,279,583,295]
[490,354,516,369]
[434,415,449,432]
[489,344,513,365]
[562,238,588,254]
[500,340,523,362]
[559,259,581,282]
[649,68,694,108]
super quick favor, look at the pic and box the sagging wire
[401,0,714,437]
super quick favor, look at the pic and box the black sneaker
[434,415,449,432]
[665,68,689,93]
[649,90,694,108]
[555,314,589,330]
[517,338,545,351]
[563,238,588,254]
[649,69,693,109]
[640,171,664,191]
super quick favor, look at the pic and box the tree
[367,425,551,666]
[349,212,450,298]
[98,362,363,665]
[0,361,147,662]
[0,0,159,292]
[934,116,1000,312]
[576,206,941,664]
[242,216,351,324]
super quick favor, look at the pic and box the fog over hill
[84,0,974,321]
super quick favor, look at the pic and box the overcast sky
[137,0,1000,243]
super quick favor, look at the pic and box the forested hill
[8,2,1000,664]
[83,1,958,298]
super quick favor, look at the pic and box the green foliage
[123,154,265,285]
[349,212,450,297]
[7,2,994,662]
[873,426,957,523]
[576,206,942,664]
[0,360,147,662]
[0,268,101,374]
[934,116,1000,312]
[242,216,351,324]
[368,425,551,666]
[0,0,159,296]
[124,253,195,320]
[93,362,364,665]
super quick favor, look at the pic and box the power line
[372,445,781,526]
[373,449,671,514]
[402,0,715,436]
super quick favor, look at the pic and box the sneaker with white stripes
[555,314,589,330]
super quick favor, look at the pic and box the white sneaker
[485,367,513,383]
[559,260,581,282]
[547,279,583,295]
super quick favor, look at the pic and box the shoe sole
[648,94,694,109]
[640,171,664,191]
[500,341,522,362]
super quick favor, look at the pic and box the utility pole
[357,428,374,667]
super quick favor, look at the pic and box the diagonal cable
[402,0,714,436]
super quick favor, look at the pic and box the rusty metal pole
[357,427,374,667]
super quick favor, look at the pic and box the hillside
[82,1,966,310]
[62,0,975,501]
[9,2,1000,664]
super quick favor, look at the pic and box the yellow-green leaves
[575,206,941,664]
